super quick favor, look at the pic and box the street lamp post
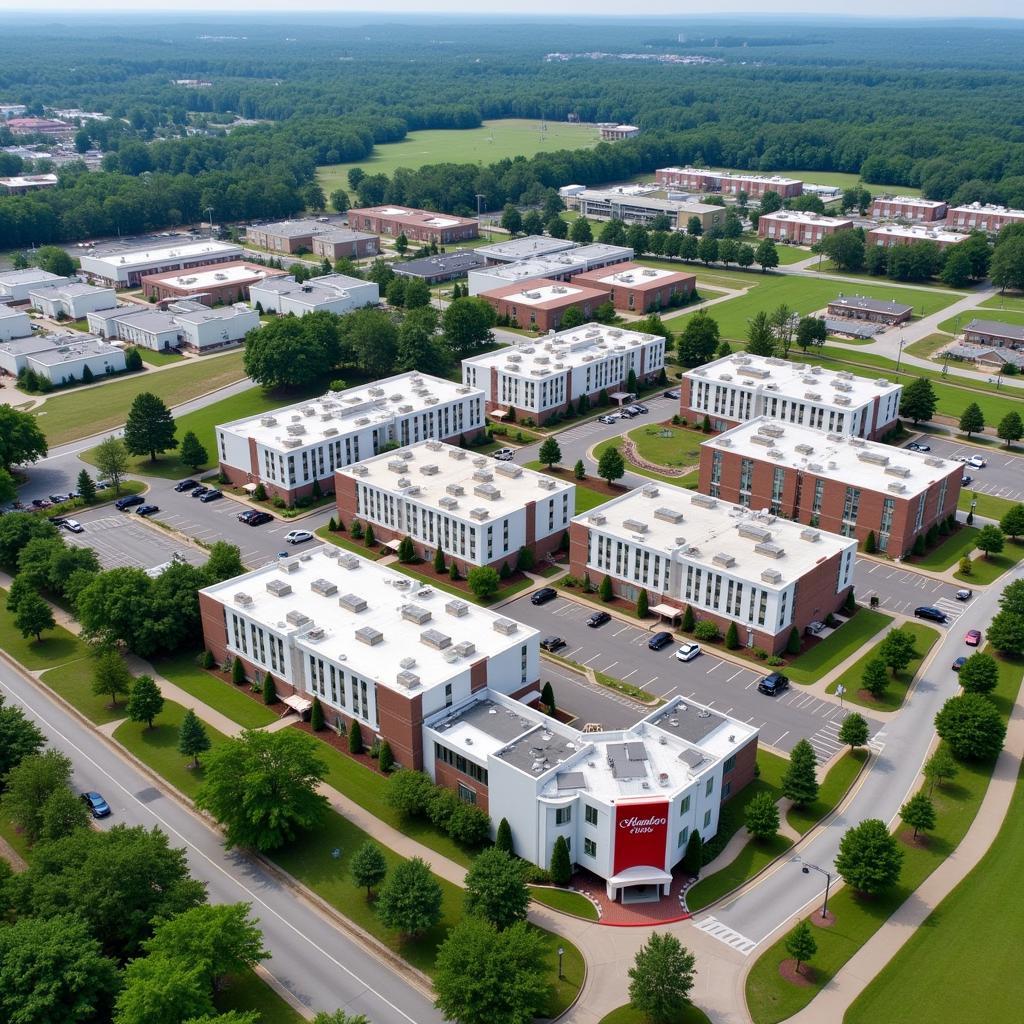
[791,856,832,919]
[895,333,905,375]
[557,946,565,979]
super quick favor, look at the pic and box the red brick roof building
[347,205,479,245]
[570,262,696,313]
[478,279,608,333]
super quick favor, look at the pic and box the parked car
[492,448,516,461]
[633,403,649,414]
[965,628,982,646]
[48,493,72,504]
[626,404,645,415]
[135,504,159,517]
[906,441,931,452]
[955,588,973,601]
[952,656,967,672]
[31,498,51,508]
[248,511,273,526]
[648,631,673,651]
[758,672,790,696]
[586,610,611,628]
[115,494,145,510]
[190,486,210,498]
[663,389,680,399]
[284,529,314,544]
[80,791,111,819]
[62,519,84,533]
[619,407,637,418]
[237,509,259,523]
[199,489,223,503]
[96,480,111,491]
[540,636,566,652]
[914,606,948,623]
[174,478,198,492]
[806,620,826,635]
[598,414,619,425]
[962,475,972,486]
[675,642,701,662]
[531,587,557,606]
[967,455,987,469]
[48,515,68,526]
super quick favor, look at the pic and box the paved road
[0,655,443,1024]
[506,594,882,763]
[907,433,1024,505]
[693,559,1019,953]
[854,559,970,619]
[63,510,207,571]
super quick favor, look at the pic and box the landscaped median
[529,885,600,921]
[786,748,868,835]
[591,423,707,487]
[785,609,893,685]
[744,651,1024,1024]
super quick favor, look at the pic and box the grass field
[36,350,248,446]
[980,292,1024,312]
[910,526,980,571]
[0,588,88,671]
[317,119,600,195]
[787,748,868,834]
[764,169,922,197]
[214,971,305,1024]
[786,609,893,685]
[139,348,185,367]
[745,649,1022,1024]
[590,423,708,486]
[598,1003,712,1024]
[844,760,1024,1024]
[824,623,940,712]
[529,886,600,920]
[955,538,1024,585]
[40,659,128,726]
[905,333,954,359]
[959,489,1019,520]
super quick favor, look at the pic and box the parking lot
[907,434,1024,505]
[508,593,884,762]
[63,509,207,572]
[854,560,971,621]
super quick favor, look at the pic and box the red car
[965,629,982,647]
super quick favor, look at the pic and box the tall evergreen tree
[123,392,178,461]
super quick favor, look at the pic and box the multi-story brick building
[870,196,948,223]
[140,261,288,305]
[826,295,914,326]
[570,262,696,313]
[463,324,666,424]
[245,219,335,254]
[311,228,380,262]
[79,239,243,288]
[948,203,1024,234]
[336,441,575,573]
[757,211,854,246]
[699,418,962,555]
[570,482,856,653]
[467,244,633,296]
[347,205,479,245]
[198,546,542,772]
[867,224,969,250]
[478,279,609,333]
[681,353,902,439]
[572,189,726,233]
[215,372,485,503]
[655,167,803,199]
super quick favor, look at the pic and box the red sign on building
[613,799,670,874]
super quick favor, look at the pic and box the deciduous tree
[597,445,625,485]
[126,674,165,729]
[2,748,73,842]
[0,692,45,787]
[93,435,131,494]
[838,712,869,749]
[92,648,134,707]
[976,524,1005,559]
[350,841,388,898]
[744,791,780,840]
[899,378,938,424]
[178,708,211,768]
[958,652,999,694]
[835,818,903,895]
[899,791,936,840]
[467,565,501,601]
[935,693,1006,760]
[0,405,49,470]
[376,857,443,935]
[785,921,817,976]
[781,739,818,808]
[627,932,696,1024]
[879,627,919,675]
[465,847,529,929]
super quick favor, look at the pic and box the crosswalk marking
[693,916,757,955]
[934,597,965,622]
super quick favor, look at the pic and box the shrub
[348,718,363,755]
[328,516,337,532]
[599,574,614,602]
[752,646,769,660]
[310,696,324,731]
[350,520,364,540]
[198,649,215,669]
[766,655,784,666]
[384,769,435,817]
[495,817,514,855]
[378,740,395,773]
[787,626,801,655]
[231,656,246,685]
[637,590,649,617]
[261,672,277,705]
[447,803,491,846]
[681,605,695,631]
[864,530,877,554]
[694,621,721,642]
[550,835,572,886]
[426,787,461,829]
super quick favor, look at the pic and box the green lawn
[959,489,1019,521]
[906,526,979,571]
[139,348,185,367]
[529,886,600,921]
[745,650,1022,1024]
[844,762,1024,1024]
[591,435,700,487]
[955,538,1024,585]
[393,562,535,606]
[687,835,793,912]
[0,589,89,671]
[808,261,958,290]
[905,333,954,359]
[625,423,708,470]
[40,659,128,726]
[152,650,279,729]
[662,276,957,344]
[36,350,248,446]
[786,610,893,685]
[980,292,1024,312]
[938,307,1024,334]
[317,118,599,193]
[214,971,305,1024]
[598,1003,712,1024]
[787,749,869,834]
[573,483,612,513]
[824,623,940,712]
[766,169,922,196]
[314,525,387,560]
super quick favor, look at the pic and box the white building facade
[79,239,243,287]
[249,273,379,317]
[0,303,32,341]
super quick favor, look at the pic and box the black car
[199,489,223,503]
[174,478,198,492]
[135,504,159,517]
[80,791,111,818]
[914,606,948,623]
[648,631,673,651]
[757,672,790,696]
[237,508,259,523]
[587,610,611,628]
[115,494,145,510]
[246,511,273,526]
[531,587,557,606]
[190,486,210,498]
[540,636,566,652]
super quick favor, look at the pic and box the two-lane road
[0,657,443,1024]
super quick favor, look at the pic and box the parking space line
[612,625,632,637]
[645,677,659,688]
[773,730,790,746]
[604,662,618,674]
[621,669,638,681]
[727,669,744,682]
[706,661,725,674]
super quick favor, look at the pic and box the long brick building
[655,167,803,199]
[570,263,696,313]
[870,196,948,223]
[347,205,479,245]
[948,203,1024,234]
[757,211,854,246]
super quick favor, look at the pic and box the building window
[584,838,597,858]
[771,467,786,515]
[677,826,689,848]
[723,754,737,773]
[703,809,712,829]
[878,497,895,553]
[585,804,598,826]
[705,778,714,797]
[680,794,691,815]
[457,783,476,805]
[555,806,572,826]
[841,486,861,537]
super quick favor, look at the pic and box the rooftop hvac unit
[641,483,660,498]
[285,609,310,627]
[690,493,718,509]
[622,518,648,534]
[493,617,518,636]
[801,529,821,543]
[310,578,338,597]
[469,507,491,521]
[234,592,253,607]
[761,568,783,585]
[795,443,815,455]
[446,599,470,617]
[420,464,440,475]
[305,627,325,642]
[266,578,292,597]
[654,507,684,524]
[339,593,367,613]
[355,625,383,646]
[712,552,735,568]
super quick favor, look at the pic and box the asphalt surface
[854,559,971,619]
[907,433,1024,505]
[63,509,207,571]
[0,655,443,1024]
[506,593,883,764]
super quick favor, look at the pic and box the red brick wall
[791,550,850,638]
[433,760,489,813]
[569,521,590,579]
[335,471,358,526]
[721,737,758,800]
[200,592,229,663]
[377,687,423,770]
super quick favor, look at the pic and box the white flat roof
[86,239,241,270]
[475,236,578,262]
[495,282,594,305]
[950,202,1024,218]
[341,440,573,521]
[589,265,681,286]
[250,272,368,304]
[219,371,482,451]
[154,265,271,289]
[28,335,118,364]
[871,224,969,244]
[168,302,255,325]
[201,547,538,697]
[710,417,961,500]
[685,353,902,410]
[874,195,946,207]
[0,302,28,318]
[477,245,632,285]
[0,268,65,288]
[464,323,660,378]
[760,211,852,227]
[29,281,112,299]
[577,480,855,586]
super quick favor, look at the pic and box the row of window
[435,742,489,784]
[307,653,379,729]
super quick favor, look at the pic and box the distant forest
[2,16,1024,247]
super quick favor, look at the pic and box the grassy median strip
[599,1003,712,1024]
[529,885,601,921]
[785,609,892,685]
[687,835,793,912]
[910,527,980,572]
[213,970,305,1024]
[744,651,1023,1024]
[39,659,128,726]
[958,489,1019,521]
[787,748,868,835]
[955,538,1024,585]
[824,624,940,713]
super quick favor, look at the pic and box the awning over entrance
[489,409,511,419]
[607,865,673,888]
[282,694,312,716]
[242,482,260,493]
[609,391,634,405]
[383,538,403,551]
[649,603,682,620]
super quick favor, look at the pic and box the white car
[492,448,516,461]
[598,414,620,425]
[62,519,84,533]
[284,529,314,545]
[675,642,701,662]
[967,455,987,469]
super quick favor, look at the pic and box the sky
[7,1,1022,16]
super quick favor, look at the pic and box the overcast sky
[9,1,1022,16]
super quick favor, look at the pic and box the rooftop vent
[495,463,522,479]
[641,483,660,498]
[588,513,606,526]
[654,507,685,524]
[623,518,648,534]
[420,464,440,476]
[234,592,253,607]
[266,579,292,597]
[690,493,718,510]
[717,436,733,447]
[305,627,326,642]
[446,599,470,618]
[438,495,459,510]
[761,568,783,585]
[388,459,409,473]
[469,507,490,521]
[493,617,518,636]
[448,448,467,460]
[884,465,911,479]
[887,481,907,494]
[338,554,360,570]
[310,578,337,597]
[834,396,852,406]
[738,522,773,542]
[755,541,785,559]
[795,443,815,455]
[397,670,420,688]
[420,628,451,650]
[750,434,774,447]
[849,437,866,447]
[259,415,277,427]
[474,482,502,500]
[924,456,945,468]
[537,477,556,491]
[285,609,310,627]
[339,593,367,613]
[402,604,432,625]
[454,641,476,657]
[472,469,493,483]
[355,625,383,646]
[713,552,736,568]
[800,528,821,542]
[759,423,785,438]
